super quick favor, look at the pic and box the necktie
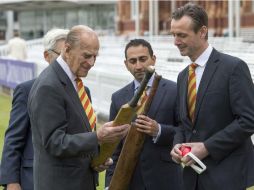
[188,63,198,123]
[76,78,96,130]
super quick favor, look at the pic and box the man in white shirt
[28,25,129,190]
[170,3,254,190]
[7,30,27,61]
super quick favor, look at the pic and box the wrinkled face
[44,39,65,64]
[125,45,155,82]
[65,33,99,77]
[170,15,207,61]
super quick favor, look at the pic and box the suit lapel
[52,61,92,132]
[125,82,135,104]
[194,49,220,124]
[180,69,193,127]
[147,78,165,117]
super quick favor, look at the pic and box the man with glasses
[0,28,69,190]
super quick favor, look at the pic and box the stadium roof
[0,0,116,11]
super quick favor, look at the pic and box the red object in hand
[180,145,191,156]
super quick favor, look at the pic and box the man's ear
[66,46,70,53]
[65,43,71,53]
[200,26,208,39]
[124,60,129,71]
[152,55,156,66]
[43,51,50,63]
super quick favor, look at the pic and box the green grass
[0,93,12,190]
[0,93,11,159]
[0,93,105,190]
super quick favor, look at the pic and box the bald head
[63,25,100,77]
[66,25,99,49]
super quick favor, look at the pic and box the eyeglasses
[48,49,60,55]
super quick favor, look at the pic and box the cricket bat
[91,66,155,168]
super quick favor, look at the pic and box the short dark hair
[124,39,153,59]
[172,3,208,39]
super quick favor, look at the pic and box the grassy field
[0,93,105,190]
[0,93,11,159]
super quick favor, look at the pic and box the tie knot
[75,78,84,90]
[75,77,82,83]
[190,63,198,70]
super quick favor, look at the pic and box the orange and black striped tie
[76,78,96,130]
[188,63,198,123]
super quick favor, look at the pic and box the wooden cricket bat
[108,73,162,190]
[91,66,155,168]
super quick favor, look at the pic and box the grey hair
[43,28,69,51]
[66,25,97,48]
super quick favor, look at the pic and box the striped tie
[188,63,198,123]
[76,78,96,130]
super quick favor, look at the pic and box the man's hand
[170,144,183,164]
[93,157,113,172]
[7,183,22,190]
[135,115,159,137]
[96,121,130,144]
[181,142,209,166]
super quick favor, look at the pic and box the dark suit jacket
[175,48,254,190]
[28,61,98,190]
[0,79,35,190]
[106,78,183,190]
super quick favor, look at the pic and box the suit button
[193,130,197,134]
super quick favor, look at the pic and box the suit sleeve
[0,84,30,185]
[173,73,186,146]
[28,85,98,158]
[204,60,254,161]
[155,97,178,146]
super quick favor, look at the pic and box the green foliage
[98,171,105,190]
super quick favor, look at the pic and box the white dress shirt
[57,56,78,91]
[188,44,213,91]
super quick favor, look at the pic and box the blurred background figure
[7,29,27,61]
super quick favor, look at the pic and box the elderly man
[28,25,129,190]
[0,28,69,190]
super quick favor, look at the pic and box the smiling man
[105,39,183,190]
[170,3,254,190]
[27,25,129,190]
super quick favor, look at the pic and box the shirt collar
[57,56,76,83]
[134,72,155,91]
[189,44,213,67]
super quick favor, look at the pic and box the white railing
[1,36,254,119]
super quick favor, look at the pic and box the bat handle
[129,66,155,107]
